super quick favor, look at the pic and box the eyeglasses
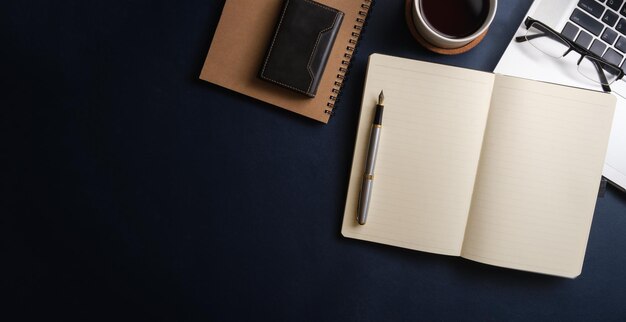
[515,16,624,93]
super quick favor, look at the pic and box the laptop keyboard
[564,0,626,71]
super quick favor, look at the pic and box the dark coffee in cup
[421,0,490,38]
[411,0,497,49]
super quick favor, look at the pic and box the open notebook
[342,54,616,278]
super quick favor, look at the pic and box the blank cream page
[461,75,616,277]
[341,54,495,256]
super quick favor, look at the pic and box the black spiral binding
[325,0,374,116]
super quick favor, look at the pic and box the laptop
[495,0,626,191]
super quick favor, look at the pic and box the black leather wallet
[260,0,344,97]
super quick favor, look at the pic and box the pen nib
[378,91,384,106]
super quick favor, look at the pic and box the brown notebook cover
[199,0,372,123]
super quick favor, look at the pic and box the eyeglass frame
[515,16,625,93]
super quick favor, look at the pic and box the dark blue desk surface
[7,0,626,320]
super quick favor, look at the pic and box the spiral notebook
[199,0,372,123]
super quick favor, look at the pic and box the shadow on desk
[339,235,565,286]
[608,185,626,203]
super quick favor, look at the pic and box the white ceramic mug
[412,0,497,49]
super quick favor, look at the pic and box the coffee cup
[411,0,497,49]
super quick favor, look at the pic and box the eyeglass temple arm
[516,33,547,43]
[515,17,535,42]
[583,56,612,92]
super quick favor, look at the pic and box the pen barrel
[364,125,382,174]
[357,124,382,225]
[357,177,374,225]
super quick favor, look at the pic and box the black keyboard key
[603,47,624,65]
[602,28,619,44]
[579,0,606,18]
[571,8,605,35]
[590,39,608,56]
[617,18,626,34]
[603,10,619,26]
[608,0,624,11]
[620,3,626,16]
[562,22,580,41]
[579,0,605,18]
[616,36,626,52]
[576,30,594,48]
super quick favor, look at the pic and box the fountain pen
[357,90,384,225]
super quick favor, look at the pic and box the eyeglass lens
[578,55,621,85]
[525,23,570,58]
